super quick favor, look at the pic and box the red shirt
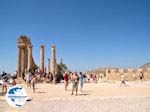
[64,74,69,81]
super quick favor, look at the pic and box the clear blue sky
[0,0,150,73]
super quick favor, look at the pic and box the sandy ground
[1,80,150,112]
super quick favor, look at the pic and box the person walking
[120,73,126,87]
[71,72,79,96]
[140,71,145,82]
[79,72,84,92]
[64,72,69,91]
[25,70,31,87]
[30,75,37,93]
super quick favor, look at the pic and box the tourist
[100,73,103,80]
[71,72,79,96]
[30,75,37,93]
[1,75,8,94]
[49,73,53,83]
[25,70,32,87]
[63,72,69,91]
[93,73,97,83]
[87,74,90,83]
[2,71,7,77]
[90,74,93,83]
[120,73,126,87]
[140,71,145,82]
[45,72,51,83]
[83,74,86,83]
[79,72,84,92]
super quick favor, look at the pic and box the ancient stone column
[27,45,33,70]
[21,48,26,79]
[21,48,26,71]
[50,45,57,83]
[17,46,21,77]
[40,45,45,73]
[48,58,50,73]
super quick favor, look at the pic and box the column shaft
[50,45,57,83]
[48,59,50,73]
[21,48,25,71]
[27,45,33,70]
[17,47,21,77]
[40,45,45,73]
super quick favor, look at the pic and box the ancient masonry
[17,36,36,78]
[17,36,58,80]
[88,68,150,81]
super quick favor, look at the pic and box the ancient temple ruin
[17,36,63,83]
[17,36,37,78]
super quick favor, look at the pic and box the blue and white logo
[5,85,27,108]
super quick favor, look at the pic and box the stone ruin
[17,36,63,82]
[88,68,150,81]
[17,36,37,78]
[17,36,150,81]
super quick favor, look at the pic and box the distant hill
[140,63,150,68]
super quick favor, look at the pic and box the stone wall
[89,68,150,81]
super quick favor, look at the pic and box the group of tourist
[23,68,58,92]
[0,71,16,94]
[0,69,146,95]
[63,72,84,96]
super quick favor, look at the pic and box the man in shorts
[71,72,79,96]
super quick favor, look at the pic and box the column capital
[40,45,45,48]
[51,45,56,48]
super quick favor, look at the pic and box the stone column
[48,58,50,73]
[21,48,26,79]
[50,45,57,83]
[27,45,33,70]
[21,48,25,71]
[40,45,45,73]
[17,46,21,77]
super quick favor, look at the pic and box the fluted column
[17,46,21,77]
[27,45,33,70]
[40,45,45,73]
